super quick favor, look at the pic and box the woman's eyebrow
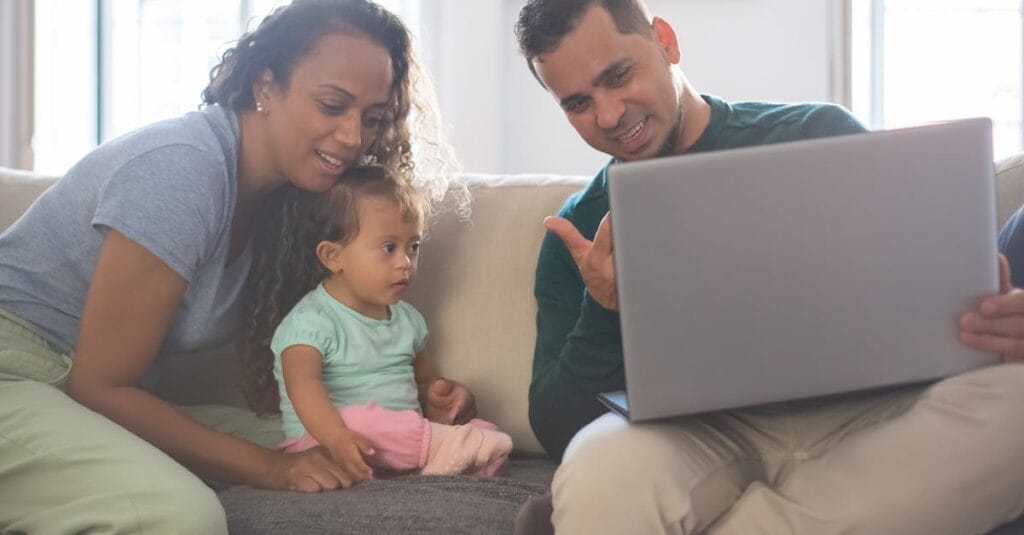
[317,84,354,99]
[319,84,389,107]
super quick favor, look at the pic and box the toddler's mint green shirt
[271,284,428,439]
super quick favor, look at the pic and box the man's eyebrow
[593,59,631,87]
[559,93,586,109]
[557,59,632,109]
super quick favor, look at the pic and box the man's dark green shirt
[531,95,868,460]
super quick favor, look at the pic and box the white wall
[418,0,836,176]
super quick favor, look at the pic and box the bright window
[33,0,419,175]
[850,0,1024,160]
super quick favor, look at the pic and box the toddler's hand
[425,377,477,425]
[326,429,375,484]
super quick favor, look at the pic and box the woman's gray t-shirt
[0,104,249,354]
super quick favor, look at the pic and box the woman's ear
[316,240,345,273]
[252,68,275,113]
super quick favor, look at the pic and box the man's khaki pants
[0,309,283,534]
[553,365,1024,534]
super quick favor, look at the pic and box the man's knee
[926,364,1024,433]
[553,423,680,532]
[555,421,658,496]
[552,417,753,534]
[554,418,713,511]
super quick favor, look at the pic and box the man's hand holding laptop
[960,253,1024,363]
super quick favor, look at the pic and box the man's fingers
[999,254,1012,295]
[544,216,591,263]
[977,289,1024,318]
[960,311,1024,338]
[591,213,613,257]
[959,330,1024,360]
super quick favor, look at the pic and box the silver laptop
[599,118,1000,421]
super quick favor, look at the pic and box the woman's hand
[324,429,375,486]
[263,446,356,492]
[424,377,477,425]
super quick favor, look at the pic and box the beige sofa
[0,167,591,455]
[4,154,1024,533]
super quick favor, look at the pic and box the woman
[0,0,464,532]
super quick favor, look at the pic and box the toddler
[252,165,511,483]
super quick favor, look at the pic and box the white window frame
[835,0,1024,156]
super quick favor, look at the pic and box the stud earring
[255,101,266,114]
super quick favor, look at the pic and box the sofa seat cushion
[219,456,556,534]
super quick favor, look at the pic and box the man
[516,1,1024,533]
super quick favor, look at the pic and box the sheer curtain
[0,0,34,170]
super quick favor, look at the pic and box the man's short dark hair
[514,0,652,87]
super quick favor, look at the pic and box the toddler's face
[330,194,423,318]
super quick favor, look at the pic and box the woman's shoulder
[57,106,242,223]
[75,105,238,183]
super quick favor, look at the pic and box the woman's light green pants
[0,309,283,534]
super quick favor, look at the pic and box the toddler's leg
[279,403,431,472]
[422,422,513,477]
[466,418,512,476]
[467,418,497,431]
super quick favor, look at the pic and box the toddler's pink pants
[279,402,510,476]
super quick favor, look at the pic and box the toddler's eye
[383,243,396,254]
[410,242,421,254]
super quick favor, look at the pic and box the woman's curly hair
[204,0,466,413]
[202,0,459,189]
[241,165,428,414]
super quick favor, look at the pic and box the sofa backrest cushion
[404,174,589,452]
[6,155,1024,454]
[0,168,58,230]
